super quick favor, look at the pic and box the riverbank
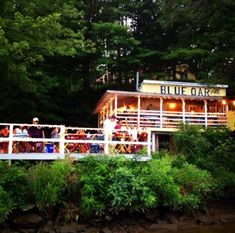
[1,198,234,233]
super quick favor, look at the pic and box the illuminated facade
[94,80,234,151]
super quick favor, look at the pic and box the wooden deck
[0,124,151,160]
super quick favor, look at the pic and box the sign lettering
[160,85,219,97]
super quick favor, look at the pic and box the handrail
[116,110,227,128]
[0,124,152,160]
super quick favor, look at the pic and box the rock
[55,222,87,233]
[144,209,161,222]
[148,223,178,232]
[102,226,113,233]
[127,225,147,233]
[11,213,44,229]
[0,229,18,233]
[166,215,178,224]
[40,220,56,233]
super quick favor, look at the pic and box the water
[149,223,235,233]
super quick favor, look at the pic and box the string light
[222,100,227,105]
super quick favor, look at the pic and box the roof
[139,80,228,90]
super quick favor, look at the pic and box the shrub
[173,124,207,161]
[76,156,111,215]
[0,161,28,208]
[146,156,181,208]
[108,166,156,213]
[173,125,235,196]
[0,186,14,223]
[78,156,156,216]
[28,160,72,209]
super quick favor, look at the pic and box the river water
[149,223,235,233]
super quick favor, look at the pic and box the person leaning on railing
[14,125,29,137]
[28,117,45,152]
[0,126,9,153]
[0,126,9,137]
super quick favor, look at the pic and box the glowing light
[169,103,176,109]
[233,100,235,106]
[222,100,227,105]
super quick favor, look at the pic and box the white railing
[0,123,151,161]
[117,110,227,129]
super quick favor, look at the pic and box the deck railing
[0,123,151,161]
[117,110,227,128]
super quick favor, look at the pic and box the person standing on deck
[28,117,45,152]
[103,115,116,153]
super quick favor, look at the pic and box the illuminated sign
[139,80,227,97]
[160,86,220,97]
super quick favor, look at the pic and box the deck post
[109,98,113,115]
[152,133,155,152]
[137,95,140,129]
[8,124,13,164]
[182,98,185,124]
[114,94,118,117]
[160,98,163,128]
[104,135,109,154]
[147,129,151,156]
[204,100,208,127]
[59,125,65,158]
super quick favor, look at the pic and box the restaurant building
[94,80,235,151]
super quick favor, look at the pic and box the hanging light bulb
[169,103,176,109]
[222,100,227,105]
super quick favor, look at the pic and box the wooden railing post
[59,125,65,159]
[204,100,208,127]
[147,129,151,156]
[182,99,185,124]
[8,124,13,165]
[160,98,163,128]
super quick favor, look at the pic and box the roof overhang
[139,80,228,90]
[93,90,224,114]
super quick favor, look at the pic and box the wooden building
[94,80,234,151]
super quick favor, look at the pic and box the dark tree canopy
[0,0,234,125]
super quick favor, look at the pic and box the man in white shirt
[103,115,116,141]
[103,115,116,153]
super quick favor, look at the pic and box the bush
[146,156,181,208]
[143,154,214,212]
[0,186,14,223]
[173,125,235,196]
[78,156,156,215]
[28,160,72,209]
[108,166,156,213]
[0,161,28,208]
[172,162,213,211]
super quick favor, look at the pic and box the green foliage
[0,186,14,223]
[173,125,235,196]
[147,156,180,207]
[173,124,207,160]
[108,166,156,213]
[0,0,234,123]
[28,160,72,209]
[78,156,156,215]
[172,162,213,212]
[0,155,217,222]
[163,48,209,60]
[0,161,28,208]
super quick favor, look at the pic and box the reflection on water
[151,224,235,233]
[179,224,235,233]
